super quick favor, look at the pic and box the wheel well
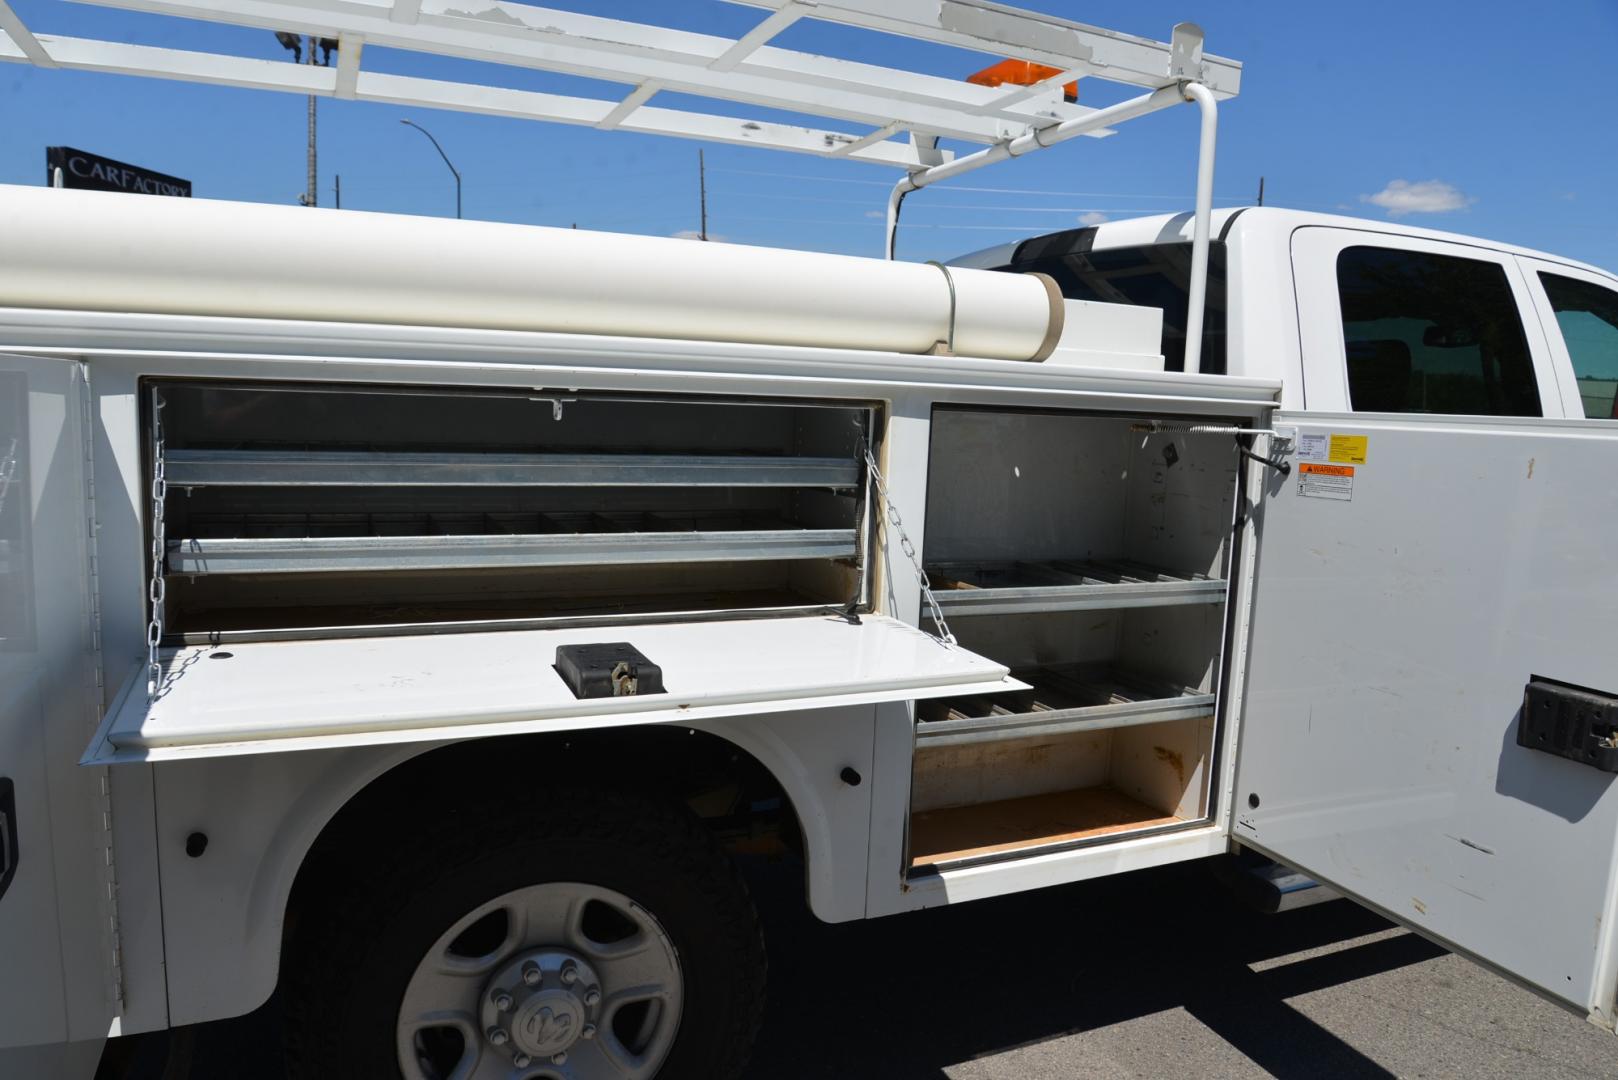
[285,728,804,941]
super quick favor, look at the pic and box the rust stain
[1527,457,1536,480]
[1153,745,1186,786]
[1412,897,1427,915]
[1014,742,1056,766]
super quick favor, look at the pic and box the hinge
[77,361,123,1011]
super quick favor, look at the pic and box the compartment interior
[909,408,1242,869]
[151,382,874,638]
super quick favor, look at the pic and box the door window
[1336,246,1541,416]
[1538,272,1618,419]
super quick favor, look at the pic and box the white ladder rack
[0,0,1241,369]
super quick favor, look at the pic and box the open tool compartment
[910,406,1244,869]
[148,380,876,642]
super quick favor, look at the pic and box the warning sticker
[1328,434,1368,464]
[1297,433,1329,461]
[1298,462,1354,501]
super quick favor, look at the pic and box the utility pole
[303,36,317,207]
[1256,175,1265,207]
[698,149,708,241]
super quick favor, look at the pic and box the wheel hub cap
[482,948,603,1062]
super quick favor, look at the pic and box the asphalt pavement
[107,858,1618,1079]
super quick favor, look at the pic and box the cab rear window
[997,237,1227,375]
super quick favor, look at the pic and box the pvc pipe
[1180,81,1218,376]
[0,185,1066,363]
[885,84,1184,260]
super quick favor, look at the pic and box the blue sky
[2,0,1614,269]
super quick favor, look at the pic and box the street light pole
[400,119,461,219]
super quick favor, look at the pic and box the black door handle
[0,777,17,903]
[1519,677,1618,773]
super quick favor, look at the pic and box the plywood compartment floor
[909,786,1183,866]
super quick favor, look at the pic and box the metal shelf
[927,559,1227,617]
[165,449,860,489]
[167,511,854,576]
[914,664,1215,747]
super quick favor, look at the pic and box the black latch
[555,643,666,700]
[0,778,17,904]
[1518,676,1618,773]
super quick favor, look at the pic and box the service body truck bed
[2,5,1616,1078]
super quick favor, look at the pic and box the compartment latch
[1518,676,1618,773]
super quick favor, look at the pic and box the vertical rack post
[1180,81,1218,376]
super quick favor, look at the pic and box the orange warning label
[1297,461,1355,501]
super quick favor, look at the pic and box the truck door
[1234,227,1618,1027]
[0,354,114,1068]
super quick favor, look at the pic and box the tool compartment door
[85,614,1017,764]
[1235,411,1618,1023]
[0,354,113,1060]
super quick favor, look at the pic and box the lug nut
[492,991,513,1012]
[551,1051,568,1065]
[512,1052,532,1068]
[560,961,579,985]
[522,961,543,986]
[487,1027,509,1046]
[583,989,601,1007]
[581,1024,597,1040]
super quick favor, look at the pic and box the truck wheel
[283,788,765,1080]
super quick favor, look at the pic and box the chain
[860,441,955,646]
[146,391,167,698]
[0,436,18,518]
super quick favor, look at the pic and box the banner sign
[46,146,192,197]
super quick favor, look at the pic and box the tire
[283,786,765,1080]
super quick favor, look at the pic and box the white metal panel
[0,355,114,1055]
[1235,413,1618,1025]
[888,822,1229,913]
[86,614,1016,763]
[0,311,1286,420]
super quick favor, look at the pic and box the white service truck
[2,4,1617,1079]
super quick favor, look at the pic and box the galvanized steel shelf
[914,664,1215,747]
[164,449,861,489]
[926,559,1226,617]
[167,511,854,576]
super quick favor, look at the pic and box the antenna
[699,149,708,242]
[1257,175,1265,206]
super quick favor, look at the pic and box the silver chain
[861,442,955,646]
[0,436,18,518]
[146,391,167,698]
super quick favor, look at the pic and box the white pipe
[0,184,1067,362]
[1180,81,1217,375]
[884,84,1184,259]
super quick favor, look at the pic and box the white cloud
[1361,179,1473,217]
[864,209,886,219]
[1077,211,1109,226]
